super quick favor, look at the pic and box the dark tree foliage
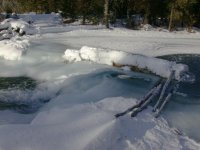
[0,0,199,31]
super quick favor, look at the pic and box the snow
[63,46,189,81]
[19,13,63,27]
[0,18,13,30]
[0,38,30,60]
[52,28,200,57]
[0,19,37,35]
[10,20,37,35]
[0,14,200,150]
[0,97,199,150]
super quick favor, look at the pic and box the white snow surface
[0,17,200,149]
[0,97,199,150]
[0,19,37,35]
[19,13,63,27]
[0,38,30,60]
[64,46,189,80]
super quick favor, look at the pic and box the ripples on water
[0,77,37,113]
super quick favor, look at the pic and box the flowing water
[159,54,200,142]
[0,77,37,113]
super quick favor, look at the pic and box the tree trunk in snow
[168,4,174,32]
[143,14,149,25]
[104,0,109,28]
[126,0,131,28]
[82,14,86,25]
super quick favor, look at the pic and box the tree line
[0,0,200,31]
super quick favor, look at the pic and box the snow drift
[0,97,199,150]
[0,38,30,60]
[63,46,191,81]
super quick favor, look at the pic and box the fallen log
[154,82,179,118]
[131,83,162,117]
[115,79,162,118]
[153,71,174,112]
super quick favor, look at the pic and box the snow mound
[0,38,30,60]
[0,97,199,150]
[0,19,37,35]
[141,24,154,31]
[63,46,190,81]
[10,20,37,35]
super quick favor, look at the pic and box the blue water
[159,54,200,142]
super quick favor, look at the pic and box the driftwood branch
[113,62,155,76]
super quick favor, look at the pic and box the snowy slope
[0,97,199,150]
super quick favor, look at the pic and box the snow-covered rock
[0,18,14,30]
[141,24,154,31]
[0,38,30,60]
[0,19,37,35]
[63,46,190,81]
[10,20,37,35]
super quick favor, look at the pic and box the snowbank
[0,38,30,60]
[63,46,190,81]
[0,97,199,150]
[0,19,37,35]
[10,20,37,35]
[19,13,63,27]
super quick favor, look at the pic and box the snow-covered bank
[0,97,199,150]
[0,21,200,150]
[49,28,200,58]
[39,25,105,34]
[63,46,190,81]
[19,13,63,27]
[0,19,37,35]
[0,38,30,60]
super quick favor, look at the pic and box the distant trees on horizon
[0,0,199,31]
